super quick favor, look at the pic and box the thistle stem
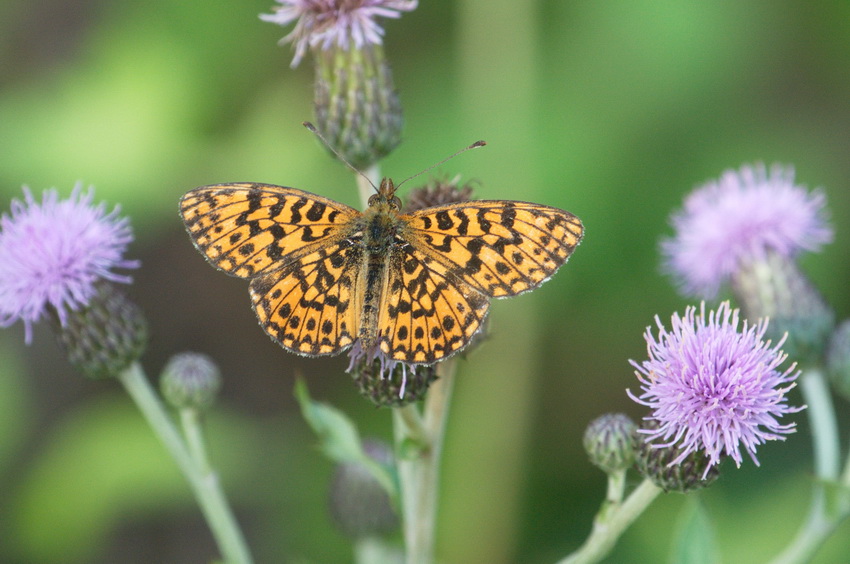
[557,478,662,564]
[117,362,253,564]
[357,164,381,208]
[393,361,457,564]
[768,368,848,564]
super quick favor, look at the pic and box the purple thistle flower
[0,184,139,343]
[261,0,418,67]
[661,163,832,299]
[628,301,803,477]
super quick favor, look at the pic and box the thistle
[629,302,803,478]
[262,0,416,168]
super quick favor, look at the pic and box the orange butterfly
[180,178,583,363]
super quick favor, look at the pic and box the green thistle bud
[403,177,475,213]
[731,250,834,364]
[827,320,850,401]
[160,352,222,410]
[53,281,147,379]
[635,421,720,493]
[329,439,399,538]
[350,354,438,408]
[313,43,402,169]
[583,413,638,474]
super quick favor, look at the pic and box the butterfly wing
[378,244,490,363]
[250,240,362,356]
[403,200,583,298]
[181,182,363,356]
[180,183,359,278]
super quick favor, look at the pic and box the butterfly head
[368,178,402,210]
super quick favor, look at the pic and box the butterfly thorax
[356,178,408,349]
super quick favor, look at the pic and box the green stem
[393,361,457,564]
[357,164,381,208]
[117,363,253,564]
[557,479,662,564]
[768,368,847,564]
[181,408,211,472]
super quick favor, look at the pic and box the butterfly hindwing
[403,201,583,298]
[180,183,359,279]
[378,244,490,363]
[249,239,362,356]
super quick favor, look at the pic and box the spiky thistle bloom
[261,0,417,68]
[661,164,832,299]
[0,184,139,343]
[629,302,803,478]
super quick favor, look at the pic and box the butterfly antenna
[396,140,487,190]
[303,122,379,192]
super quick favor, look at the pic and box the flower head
[629,302,803,477]
[346,341,437,407]
[0,184,138,343]
[661,164,832,298]
[262,0,418,67]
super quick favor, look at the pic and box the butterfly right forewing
[403,200,583,298]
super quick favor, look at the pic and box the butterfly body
[180,178,583,364]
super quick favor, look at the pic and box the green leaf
[294,379,399,504]
[669,497,719,564]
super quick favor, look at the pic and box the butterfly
[179,178,583,364]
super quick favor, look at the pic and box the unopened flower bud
[731,251,834,364]
[350,354,437,408]
[329,439,399,538]
[403,177,474,212]
[160,352,222,410]
[53,282,147,379]
[635,421,720,493]
[583,413,638,474]
[827,320,850,401]
[313,44,402,169]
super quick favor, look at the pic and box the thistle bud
[313,44,402,169]
[350,353,438,408]
[403,177,474,212]
[731,251,834,364]
[827,320,850,401]
[583,413,638,474]
[53,282,147,379]
[160,352,222,410]
[635,421,720,493]
[329,439,399,538]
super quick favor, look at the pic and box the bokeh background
[2,1,850,562]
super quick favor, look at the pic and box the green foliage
[295,379,399,507]
[5,396,261,563]
[669,498,718,564]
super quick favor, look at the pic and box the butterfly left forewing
[403,200,584,298]
[180,183,359,279]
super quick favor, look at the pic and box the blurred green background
[1,1,849,562]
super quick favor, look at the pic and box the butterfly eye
[391,196,402,209]
[368,193,379,206]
